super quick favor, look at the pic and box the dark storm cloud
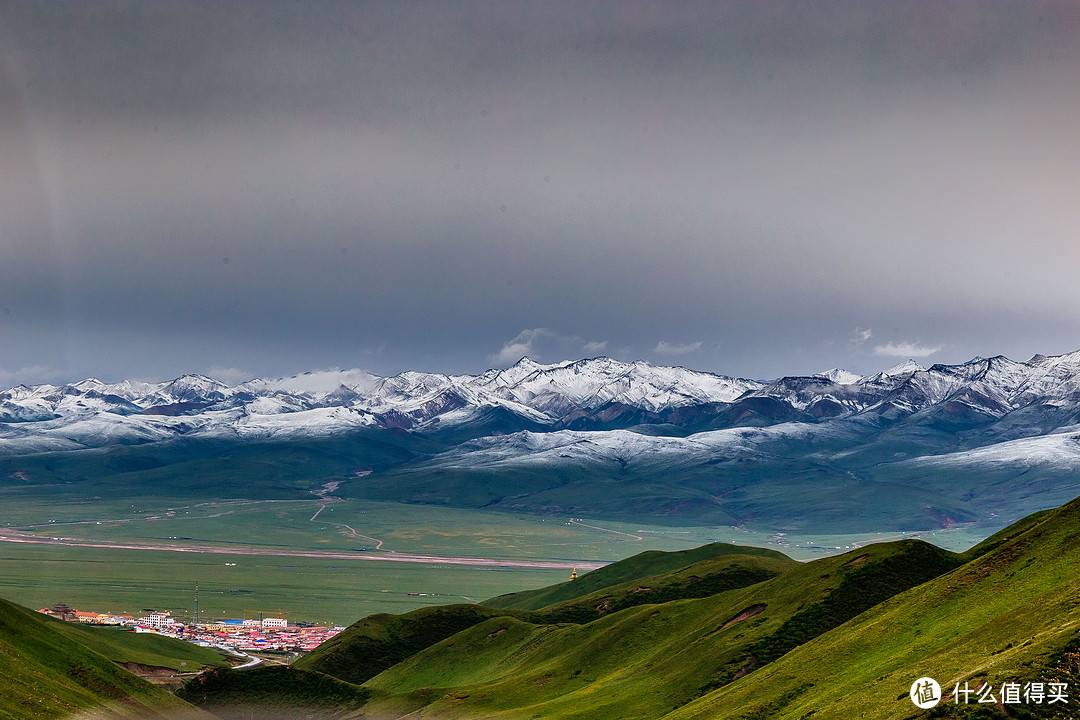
[1,2,1079,384]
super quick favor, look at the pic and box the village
[39,602,344,657]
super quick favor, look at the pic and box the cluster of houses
[38,603,342,654]
[39,603,138,626]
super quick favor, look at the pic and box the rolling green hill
[667,495,1080,719]
[51,622,231,673]
[79,495,1080,720]
[293,543,796,687]
[325,496,1080,719]
[354,539,959,720]
[517,549,797,626]
[175,665,370,719]
[291,604,528,687]
[0,597,208,719]
[484,542,796,611]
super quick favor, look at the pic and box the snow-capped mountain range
[5,352,1080,455]
[1,351,1080,457]
[9,351,1080,532]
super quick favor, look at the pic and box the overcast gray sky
[1,1,1079,385]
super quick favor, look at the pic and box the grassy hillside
[295,543,795,687]
[17,496,1079,720]
[0,596,208,720]
[292,604,527,686]
[51,622,231,672]
[525,550,797,625]
[484,542,795,611]
[310,540,956,720]
[665,495,1080,720]
[176,665,369,719]
[956,506,1056,562]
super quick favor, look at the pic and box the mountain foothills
[4,498,1078,719]
[170,496,1080,720]
[5,483,1078,719]
[0,595,217,719]
[7,352,1080,532]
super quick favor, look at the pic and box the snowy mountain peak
[882,359,925,376]
[480,356,561,388]
[510,356,548,372]
[816,368,863,385]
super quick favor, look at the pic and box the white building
[261,617,287,628]
[137,612,173,628]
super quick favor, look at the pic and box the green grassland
[175,665,370,720]
[352,540,959,720]
[5,497,677,560]
[503,550,798,625]
[50,622,231,672]
[293,604,533,686]
[483,542,796,612]
[170,496,1080,720]
[293,546,799,687]
[7,492,984,559]
[668,499,1080,719]
[0,430,1020,630]
[0,596,209,720]
[3,476,991,625]
[0,542,567,625]
[5,494,1076,720]
[0,501,990,627]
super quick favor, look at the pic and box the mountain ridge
[8,352,1080,533]
[5,351,1080,449]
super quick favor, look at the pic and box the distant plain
[0,490,988,623]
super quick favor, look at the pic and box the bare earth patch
[722,603,767,629]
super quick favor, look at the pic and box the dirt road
[0,528,606,570]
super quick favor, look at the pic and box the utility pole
[194,581,199,624]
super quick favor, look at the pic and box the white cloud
[491,328,561,364]
[872,341,942,358]
[654,340,703,355]
[494,341,533,364]
[493,330,615,365]
[206,366,255,384]
[853,328,873,343]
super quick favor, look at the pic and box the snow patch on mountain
[417,422,844,474]
[908,431,1080,468]
[228,406,378,439]
[423,428,762,471]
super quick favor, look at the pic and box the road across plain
[0,528,607,571]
